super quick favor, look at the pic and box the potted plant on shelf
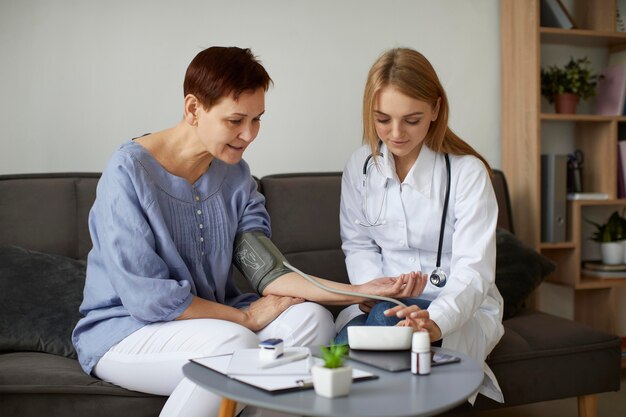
[540,57,602,114]
[587,211,626,265]
[311,343,351,398]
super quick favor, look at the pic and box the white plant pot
[600,241,625,265]
[311,365,352,398]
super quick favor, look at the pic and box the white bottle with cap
[411,331,431,375]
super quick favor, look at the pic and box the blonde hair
[362,48,492,175]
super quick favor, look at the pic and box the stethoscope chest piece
[430,268,447,288]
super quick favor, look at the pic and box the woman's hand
[242,295,305,332]
[358,271,428,300]
[384,304,442,342]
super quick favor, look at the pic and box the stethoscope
[356,151,451,288]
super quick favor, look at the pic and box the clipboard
[191,352,378,394]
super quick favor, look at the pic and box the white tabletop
[182,347,483,417]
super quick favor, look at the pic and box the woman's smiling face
[195,87,265,165]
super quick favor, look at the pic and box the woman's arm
[86,159,193,323]
[176,294,304,331]
[261,271,425,305]
[235,157,424,304]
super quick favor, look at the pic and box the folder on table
[191,350,377,394]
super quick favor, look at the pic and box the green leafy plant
[586,211,626,243]
[320,343,348,369]
[540,57,602,103]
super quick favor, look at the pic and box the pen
[259,351,310,369]
[295,378,313,388]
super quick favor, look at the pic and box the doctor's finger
[393,274,409,292]
[397,272,417,298]
[405,272,426,297]
[384,304,420,318]
[408,309,430,320]
[416,272,428,295]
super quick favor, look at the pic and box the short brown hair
[184,46,272,109]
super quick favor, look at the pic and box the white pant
[93,302,335,417]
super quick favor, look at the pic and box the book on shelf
[567,192,609,200]
[594,64,626,116]
[540,0,575,29]
[583,260,626,272]
[608,51,626,67]
[607,52,626,117]
[618,0,626,32]
[619,142,626,198]
[581,268,626,279]
[617,141,626,198]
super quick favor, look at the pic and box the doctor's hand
[357,271,428,300]
[384,304,442,342]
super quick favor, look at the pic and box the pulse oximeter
[259,338,284,361]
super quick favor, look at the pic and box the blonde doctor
[335,48,505,403]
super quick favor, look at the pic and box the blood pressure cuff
[233,231,292,294]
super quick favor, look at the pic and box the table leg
[218,397,237,417]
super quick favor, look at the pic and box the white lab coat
[338,143,504,403]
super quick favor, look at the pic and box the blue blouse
[72,141,268,374]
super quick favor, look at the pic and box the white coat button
[195,195,200,201]
[200,237,204,242]
[409,257,415,263]
[199,224,203,229]
[197,210,202,215]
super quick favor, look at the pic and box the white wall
[0,0,501,177]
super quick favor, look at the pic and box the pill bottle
[411,331,431,375]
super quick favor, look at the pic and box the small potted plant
[541,57,602,114]
[586,211,626,265]
[311,343,351,398]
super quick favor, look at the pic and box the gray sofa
[0,171,621,417]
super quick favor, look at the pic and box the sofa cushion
[0,174,100,260]
[495,228,555,320]
[0,352,166,417]
[479,310,622,407]
[0,245,85,358]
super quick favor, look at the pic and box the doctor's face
[374,85,439,166]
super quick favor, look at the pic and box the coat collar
[380,142,437,198]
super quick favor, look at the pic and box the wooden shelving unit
[501,0,626,358]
